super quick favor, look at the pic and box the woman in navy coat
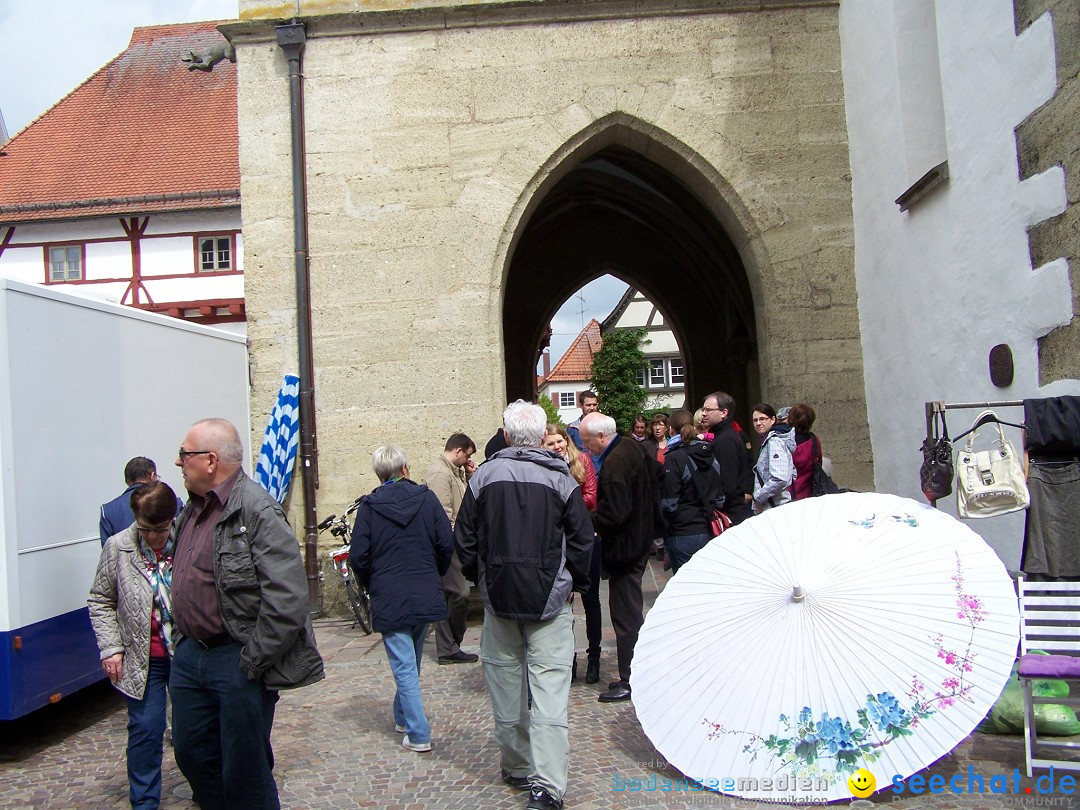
[350,445,453,753]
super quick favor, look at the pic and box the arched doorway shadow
[504,128,759,417]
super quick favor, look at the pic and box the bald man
[169,418,323,809]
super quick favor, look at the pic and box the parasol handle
[792,585,806,603]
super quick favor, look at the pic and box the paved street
[1,558,1075,809]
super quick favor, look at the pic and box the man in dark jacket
[170,419,323,810]
[455,400,592,810]
[579,412,654,704]
[99,457,182,546]
[702,390,753,525]
[351,445,453,754]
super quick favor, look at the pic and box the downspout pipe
[275,21,321,614]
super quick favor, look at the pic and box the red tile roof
[0,22,238,223]
[543,319,602,383]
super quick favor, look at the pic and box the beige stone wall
[233,0,870,545]
[1015,0,1080,384]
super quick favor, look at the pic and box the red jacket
[790,433,822,501]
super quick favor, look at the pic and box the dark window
[199,236,232,272]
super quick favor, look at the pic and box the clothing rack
[924,399,1024,440]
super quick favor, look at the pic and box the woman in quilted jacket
[88,481,178,810]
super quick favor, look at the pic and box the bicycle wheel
[345,578,373,635]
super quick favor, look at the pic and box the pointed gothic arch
[502,119,763,417]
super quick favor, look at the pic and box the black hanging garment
[1021,396,1080,581]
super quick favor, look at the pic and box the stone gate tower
[225,0,872,511]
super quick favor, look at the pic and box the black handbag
[920,407,954,502]
[810,435,839,496]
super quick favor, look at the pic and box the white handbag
[956,409,1030,518]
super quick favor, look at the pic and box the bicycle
[318,497,373,634]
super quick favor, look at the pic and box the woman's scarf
[137,533,175,657]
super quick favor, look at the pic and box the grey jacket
[87,524,159,700]
[173,471,324,690]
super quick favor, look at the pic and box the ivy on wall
[591,328,648,433]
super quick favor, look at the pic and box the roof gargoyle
[182,41,236,72]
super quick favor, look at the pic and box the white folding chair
[1017,576,1080,777]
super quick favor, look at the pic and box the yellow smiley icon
[848,768,876,798]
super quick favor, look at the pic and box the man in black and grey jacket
[455,400,593,810]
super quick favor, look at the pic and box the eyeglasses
[752,417,773,423]
[178,449,212,462]
[136,524,172,536]
[701,407,720,413]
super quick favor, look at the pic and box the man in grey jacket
[170,418,323,810]
[455,401,593,810]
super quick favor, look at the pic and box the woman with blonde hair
[543,424,602,683]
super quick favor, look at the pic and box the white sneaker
[402,735,431,753]
[394,723,406,733]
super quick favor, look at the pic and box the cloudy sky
[0,0,238,136]
[543,275,628,373]
[0,0,627,368]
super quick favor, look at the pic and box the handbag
[920,407,954,502]
[811,435,840,496]
[956,409,1030,518]
[710,507,732,537]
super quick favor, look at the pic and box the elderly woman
[350,446,453,753]
[88,481,179,810]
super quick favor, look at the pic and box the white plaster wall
[144,274,244,302]
[144,210,241,235]
[142,236,197,276]
[0,246,44,284]
[5,219,126,243]
[646,332,680,354]
[840,0,1076,569]
[538,380,590,426]
[85,241,130,281]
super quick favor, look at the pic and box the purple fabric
[1018,653,1080,679]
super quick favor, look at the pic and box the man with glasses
[702,391,753,525]
[423,432,480,665]
[169,418,323,810]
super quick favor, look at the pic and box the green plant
[591,328,648,433]
[538,395,565,427]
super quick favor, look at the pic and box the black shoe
[598,684,632,703]
[501,769,531,791]
[527,787,563,809]
[438,651,479,665]
[608,680,623,690]
[585,656,600,684]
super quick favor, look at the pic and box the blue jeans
[383,624,430,743]
[126,656,170,809]
[169,638,280,810]
[665,533,711,573]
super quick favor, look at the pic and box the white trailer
[0,279,250,719]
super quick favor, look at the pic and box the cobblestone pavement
[1,557,1076,809]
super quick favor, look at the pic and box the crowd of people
[87,393,828,810]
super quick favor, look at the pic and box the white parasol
[631,492,1019,803]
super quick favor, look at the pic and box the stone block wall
[230,0,871,530]
[1015,0,1080,384]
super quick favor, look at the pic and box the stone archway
[503,131,759,417]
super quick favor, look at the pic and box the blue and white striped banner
[255,374,300,503]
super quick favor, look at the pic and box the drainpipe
[275,20,321,614]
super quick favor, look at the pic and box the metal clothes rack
[924,399,1024,440]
